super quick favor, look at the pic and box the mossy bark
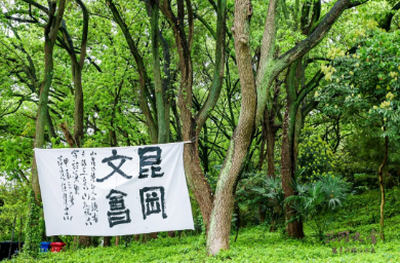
[206,0,256,255]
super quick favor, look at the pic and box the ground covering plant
[8,225,400,263]
[5,188,400,263]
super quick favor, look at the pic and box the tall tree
[234,0,366,239]
[158,0,227,234]
[31,0,66,201]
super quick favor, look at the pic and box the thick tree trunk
[159,0,226,234]
[206,0,256,255]
[184,142,214,231]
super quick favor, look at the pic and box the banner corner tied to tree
[34,142,194,236]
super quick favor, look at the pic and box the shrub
[286,174,351,240]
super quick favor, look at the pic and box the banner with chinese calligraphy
[34,142,194,236]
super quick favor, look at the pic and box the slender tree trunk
[258,203,266,223]
[73,67,84,147]
[27,2,66,256]
[8,216,16,259]
[107,0,158,143]
[150,0,169,144]
[103,237,111,247]
[281,103,304,238]
[115,236,120,246]
[266,112,277,178]
[379,135,388,240]
[32,38,55,201]
[293,106,303,166]
[18,218,22,252]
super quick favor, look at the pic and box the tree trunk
[8,216,16,260]
[150,0,169,144]
[266,111,277,177]
[281,61,304,238]
[103,236,111,247]
[159,0,226,234]
[27,2,66,256]
[281,103,304,238]
[79,236,91,247]
[183,142,214,232]
[206,0,256,254]
[73,67,84,147]
[378,135,388,240]
[258,203,266,223]
[32,39,55,201]
[107,0,158,143]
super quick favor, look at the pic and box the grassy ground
[8,188,400,262]
[10,224,400,263]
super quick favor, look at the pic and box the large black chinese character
[97,149,133,182]
[106,189,131,227]
[139,186,167,220]
[138,147,164,178]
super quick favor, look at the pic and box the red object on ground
[50,242,66,252]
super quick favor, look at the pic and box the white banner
[35,142,194,236]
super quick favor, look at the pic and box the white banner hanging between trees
[35,142,194,236]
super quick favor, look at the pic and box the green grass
[8,188,400,262]
[10,225,400,263]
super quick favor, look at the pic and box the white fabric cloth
[35,142,194,236]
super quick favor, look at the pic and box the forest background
[0,0,400,260]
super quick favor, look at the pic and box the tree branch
[76,0,89,68]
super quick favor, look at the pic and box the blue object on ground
[40,242,51,252]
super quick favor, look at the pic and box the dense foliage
[0,0,400,259]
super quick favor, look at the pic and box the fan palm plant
[285,174,350,240]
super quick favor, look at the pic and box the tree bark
[378,135,388,240]
[281,103,304,238]
[255,0,353,125]
[149,0,169,143]
[103,236,111,247]
[206,0,256,255]
[265,109,278,177]
[280,61,305,238]
[159,0,226,233]
[32,0,66,201]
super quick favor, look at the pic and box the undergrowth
[7,188,400,263]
